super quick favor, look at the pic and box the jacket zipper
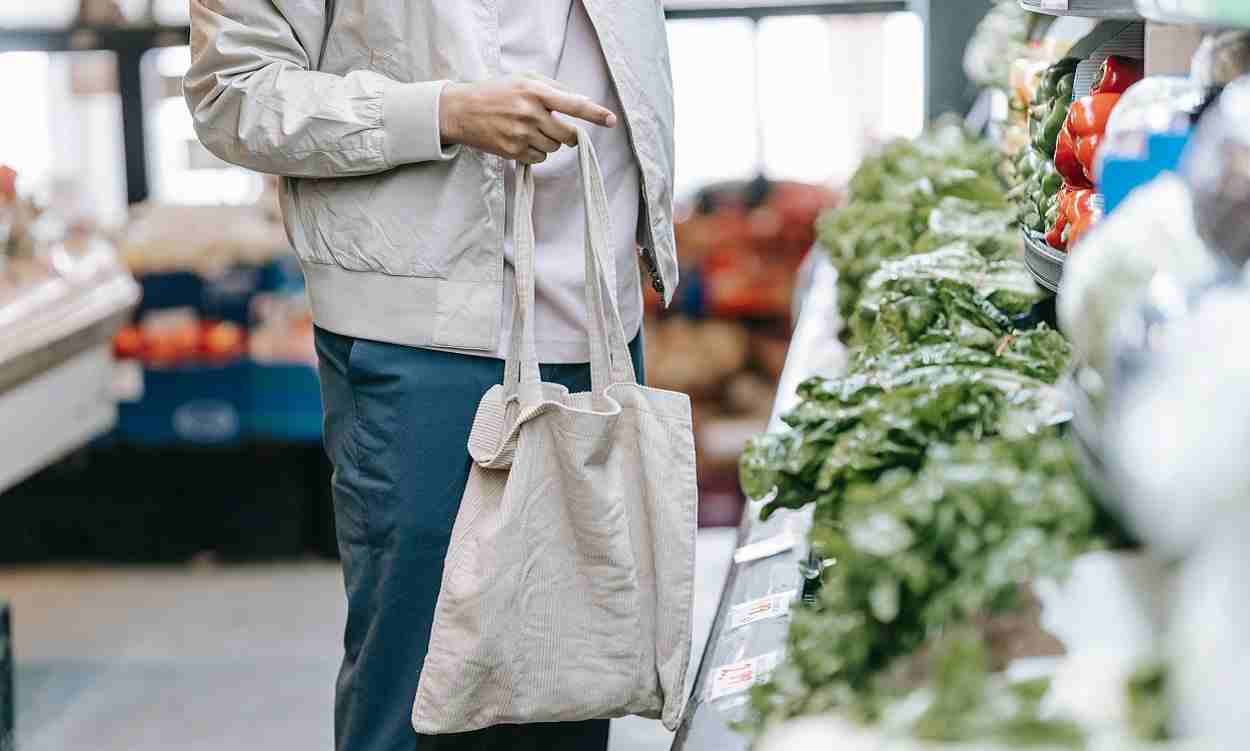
[581,2,666,299]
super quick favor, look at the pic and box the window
[667,12,924,197]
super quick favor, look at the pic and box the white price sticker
[1041,0,1069,9]
[733,530,796,564]
[728,590,797,631]
[706,650,785,702]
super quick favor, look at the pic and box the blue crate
[249,363,323,443]
[200,265,264,325]
[136,263,271,326]
[258,255,306,294]
[135,270,203,320]
[116,362,252,447]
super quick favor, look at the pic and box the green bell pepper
[1040,161,1063,197]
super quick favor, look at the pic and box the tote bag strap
[502,126,636,404]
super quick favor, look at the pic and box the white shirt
[438,0,644,363]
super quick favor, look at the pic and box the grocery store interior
[4,0,1250,749]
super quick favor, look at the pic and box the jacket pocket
[293,172,451,277]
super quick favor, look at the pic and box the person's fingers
[520,147,548,165]
[536,88,617,128]
[528,129,562,154]
[523,72,569,92]
[535,114,578,148]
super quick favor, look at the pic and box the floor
[1,529,737,751]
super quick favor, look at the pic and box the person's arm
[185,1,620,177]
[184,0,454,178]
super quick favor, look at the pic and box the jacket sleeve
[184,0,458,178]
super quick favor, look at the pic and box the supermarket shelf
[0,344,119,494]
[1019,0,1142,19]
[664,0,908,19]
[672,251,845,751]
[0,25,189,54]
[0,257,139,493]
[1135,1,1250,27]
[1023,228,1065,293]
[0,268,140,395]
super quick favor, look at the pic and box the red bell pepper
[1045,186,1097,253]
[1075,132,1103,184]
[1046,186,1075,251]
[1063,92,1121,187]
[1054,126,1091,189]
[1065,190,1101,250]
[1067,93,1121,137]
[1091,55,1144,96]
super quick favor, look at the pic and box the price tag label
[706,650,785,702]
[728,590,797,631]
[1041,0,1069,9]
[733,530,796,564]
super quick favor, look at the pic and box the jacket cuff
[382,79,460,165]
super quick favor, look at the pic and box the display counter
[672,250,844,751]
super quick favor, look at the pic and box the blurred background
[0,1,993,750]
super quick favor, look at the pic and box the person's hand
[438,74,617,164]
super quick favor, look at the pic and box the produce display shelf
[0,270,139,494]
[1135,1,1250,28]
[1022,228,1066,292]
[0,344,119,495]
[0,271,139,397]
[672,250,845,751]
[1019,0,1142,19]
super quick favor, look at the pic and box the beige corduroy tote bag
[411,130,698,735]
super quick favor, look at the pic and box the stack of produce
[1010,58,1076,236]
[113,312,247,368]
[738,123,1137,748]
[672,180,838,320]
[1047,56,1143,252]
[816,119,1016,324]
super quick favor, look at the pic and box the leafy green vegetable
[749,432,1105,734]
[819,121,1012,321]
[738,119,1102,747]
[1126,660,1172,741]
[742,366,1065,517]
[853,244,1044,328]
[908,630,1085,748]
[845,246,1070,382]
[913,197,1020,259]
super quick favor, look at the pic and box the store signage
[706,650,785,702]
[173,399,241,443]
[727,590,798,631]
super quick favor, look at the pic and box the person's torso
[280,0,676,355]
[474,0,643,362]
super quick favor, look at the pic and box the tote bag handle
[502,127,636,402]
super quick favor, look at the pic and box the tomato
[199,321,247,363]
[112,325,144,360]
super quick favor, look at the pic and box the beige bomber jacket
[185,0,677,352]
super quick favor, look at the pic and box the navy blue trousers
[315,327,643,751]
